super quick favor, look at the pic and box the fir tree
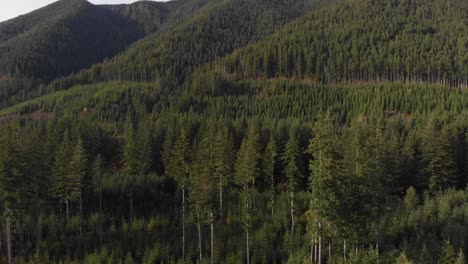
[281,127,303,235]
[235,126,261,264]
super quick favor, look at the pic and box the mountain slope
[0,0,217,108]
[200,0,467,87]
[0,0,163,81]
[55,0,333,87]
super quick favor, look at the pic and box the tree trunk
[343,239,347,263]
[65,199,69,221]
[99,189,103,248]
[129,191,133,223]
[246,228,250,264]
[271,173,275,217]
[182,187,186,259]
[318,230,322,264]
[290,191,295,235]
[35,197,41,254]
[5,207,12,264]
[376,229,380,254]
[314,236,318,263]
[79,189,83,237]
[219,184,223,221]
[211,212,214,264]
[310,237,314,264]
[328,242,331,262]
[197,207,202,263]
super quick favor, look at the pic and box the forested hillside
[0,80,467,263]
[0,0,467,263]
[49,0,334,89]
[201,0,467,86]
[0,0,214,108]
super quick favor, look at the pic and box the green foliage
[216,0,467,85]
[0,0,466,262]
[395,252,413,264]
[440,241,457,264]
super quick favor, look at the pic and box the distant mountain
[58,0,332,87]
[196,0,467,88]
[0,0,213,82]
[0,0,219,108]
[0,0,466,110]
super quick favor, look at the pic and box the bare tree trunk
[310,237,314,264]
[65,199,69,221]
[343,239,347,263]
[5,207,12,264]
[99,189,103,248]
[271,174,275,217]
[290,191,295,235]
[35,198,41,254]
[219,184,223,221]
[246,228,250,264]
[314,236,318,263]
[182,187,186,259]
[328,242,331,262]
[211,212,214,264]
[79,190,83,237]
[197,207,202,263]
[318,230,322,264]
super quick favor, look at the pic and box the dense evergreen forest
[0,0,467,263]
[0,0,214,107]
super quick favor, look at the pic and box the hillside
[1,0,138,81]
[0,0,215,108]
[197,0,467,87]
[0,0,466,263]
[54,0,333,88]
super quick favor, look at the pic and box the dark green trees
[0,128,21,264]
[51,132,85,220]
[282,127,303,235]
[235,126,261,264]
[420,117,456,193]
[91,154,104,247]
[263,135,278,217]
[307,112,343,264]
[165,127,192,259]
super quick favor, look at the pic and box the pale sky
[0,0,169,23]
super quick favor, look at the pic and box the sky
[0,0,168,23]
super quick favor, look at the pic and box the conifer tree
[282,127,303,235]
[212,126,234,221]
[263,134,278,217]
[166,127,192,259]
[191,125,216,264]
[68,137,87,241]
[440,241,457,264]
[307,112,341,264]
[123,125,151,222]
[51,131,74,220]
[455,249,466,264]
[421,117,456,193]
[395,252,414,264]
[92,154,104,248]
[0,128,21,264]
[235,126,261,264]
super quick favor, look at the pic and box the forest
[0,0,466,263]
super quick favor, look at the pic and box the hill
[196,0,467,88]
[0,0,215,108]
[53,0,333,88]
[0,0,467,263]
